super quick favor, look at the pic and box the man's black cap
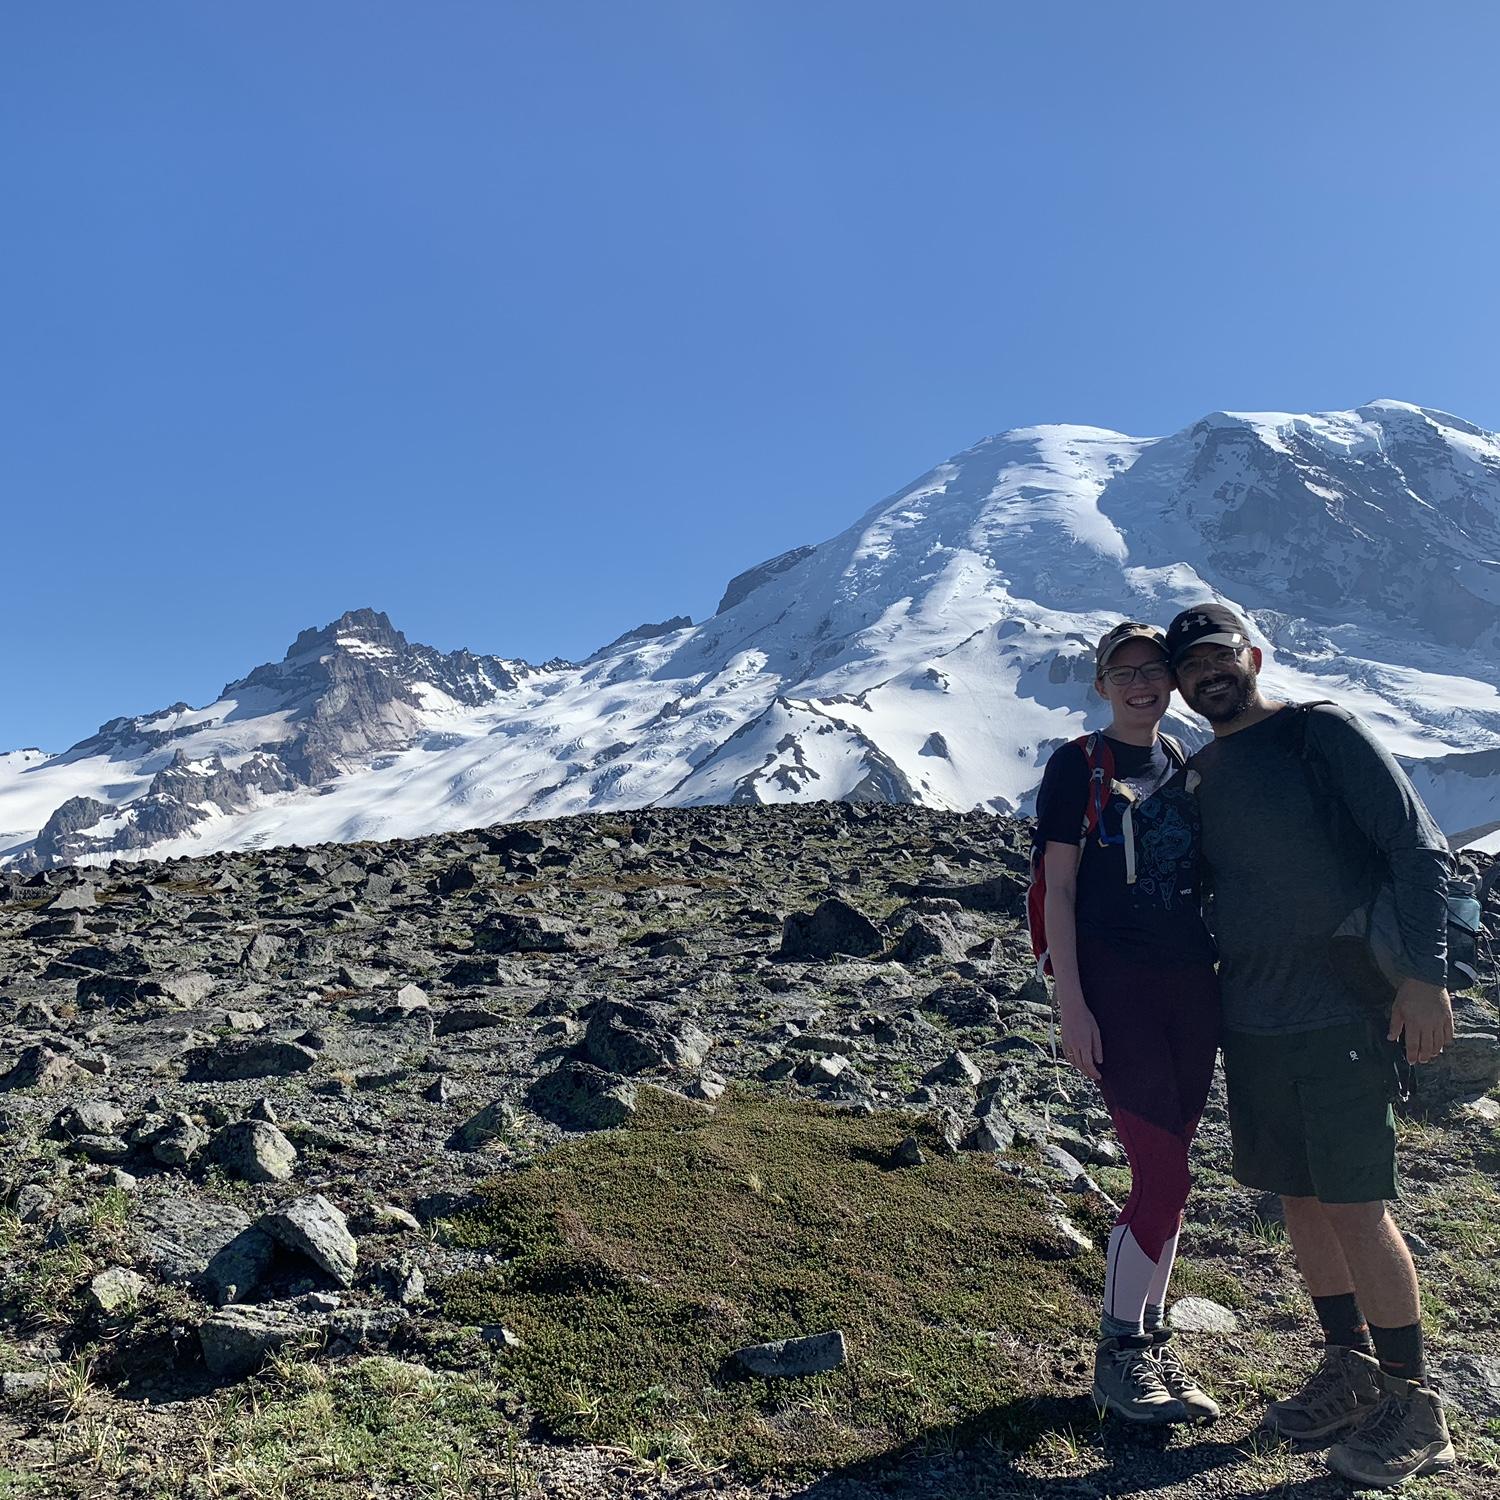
[1165,603,1253,665]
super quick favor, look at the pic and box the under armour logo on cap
[1165,602,1253,664]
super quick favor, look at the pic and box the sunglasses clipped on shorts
[1100,661,1171,688]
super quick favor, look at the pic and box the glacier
[4,399,1499,870]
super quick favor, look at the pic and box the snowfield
[4,399,1499,868]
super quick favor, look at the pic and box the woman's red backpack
[1026,731,1185,975]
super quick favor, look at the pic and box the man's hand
[1388,978,1455,1065]
[1056,985,1103,1082]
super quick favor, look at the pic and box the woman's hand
[1056,985,1103,1081]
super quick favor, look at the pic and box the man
[1165,602,1456,1490]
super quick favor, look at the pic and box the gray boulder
[152,1119,210,1168]
[472,912,577,954]
[51,1100,125,1139]
[260,1194,358,1287]
[527,1060,638,1130]
[184,1039,319,1081]
[888,914,969,963]
[88,1266,147,1314]
[212,1120,298,1183]
[583,999,712,1075]
[201,1304,321,1378]
[735,1329,848,1378]
[2,1045,86,1092]
[778,898,883,961]
[1414,1032,1500,1103]
[132,1195,275,1304]
[450,1099,518,1152]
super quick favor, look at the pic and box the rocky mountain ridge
[5,400,1500,870]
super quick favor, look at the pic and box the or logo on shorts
[1349,1050,1359,1061]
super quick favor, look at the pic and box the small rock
[928,1050,981,1088]
[1414,1032,1500,1102]
[1,1370,51,1401]
[184,1039,319,1082]
[51,1100,126,1139]
[260,1194,359,1287]
[583,999,713,1075]
[686,1070,727,1102]
[212,1120,299,1183]
[70,1132,131,1164]
[735,1329,848,1378]
[376,1252,426,1305]
[526,1060,638,1130]
[328,1307,406,1352]
[153,1120,210,1168]
[424,1075,461,1105]
[450,1099,518,1152]
[1168,1297,1238,1334]
[778,899,882,961]
[88,1266,148,1314]
[1046,1214,1094,1257]
[965,1110,1016,1154]
[48,885,98,911]
[200,1304,320,1378]
[14,1185,55,1222]
[891,1135,925,1168]
[785,1034,857,1058]
[2,1044,86,1092]
[369,1204,422,1234]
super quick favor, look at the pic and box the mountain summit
[5,401,1500,870]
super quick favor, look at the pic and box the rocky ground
[1,803,1497,1499]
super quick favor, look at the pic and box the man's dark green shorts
[1222,1021,1398,1203]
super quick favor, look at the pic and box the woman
[1034,621,1221,1424]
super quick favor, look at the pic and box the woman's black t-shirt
[1034,734,1215,968]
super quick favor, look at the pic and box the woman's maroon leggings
[1077,940,1221,1323]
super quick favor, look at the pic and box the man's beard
[1186,667,1256,723]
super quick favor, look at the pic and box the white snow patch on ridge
[4,400,1500,866]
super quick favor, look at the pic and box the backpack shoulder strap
[1290,701,1339,789]
[1079,732,1114,842]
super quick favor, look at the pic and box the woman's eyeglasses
[1101,662,1171,687]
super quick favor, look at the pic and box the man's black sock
[1370,1322,1425,1383]
[1312,1292,1374,1354]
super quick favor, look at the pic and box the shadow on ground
[775,1393,1365,1500]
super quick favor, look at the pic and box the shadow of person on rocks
[775,1394,1354,1500]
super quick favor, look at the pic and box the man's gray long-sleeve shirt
[1189,702,1451,1035]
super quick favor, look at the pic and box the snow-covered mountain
[6,399,1500,871]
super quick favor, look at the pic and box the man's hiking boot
[1265,1343,1382,1440]
[1326,1372,1455,1489]
[1150,1331,1220,1422]
[1093,1336,1188,1423]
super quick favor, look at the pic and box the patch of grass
[169,1355,519,1499]
[438,1087,1099,1477]
[18,1242,89,1328]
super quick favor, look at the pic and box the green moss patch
[439,1087,1099,1476]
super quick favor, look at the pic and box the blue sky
[4,1,1498,750]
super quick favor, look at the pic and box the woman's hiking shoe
[1093,1336,1189,1423]
[1326,1373,1455,1489]
[1265,1344,1382,1440]
[1150,1332,1221,1422]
